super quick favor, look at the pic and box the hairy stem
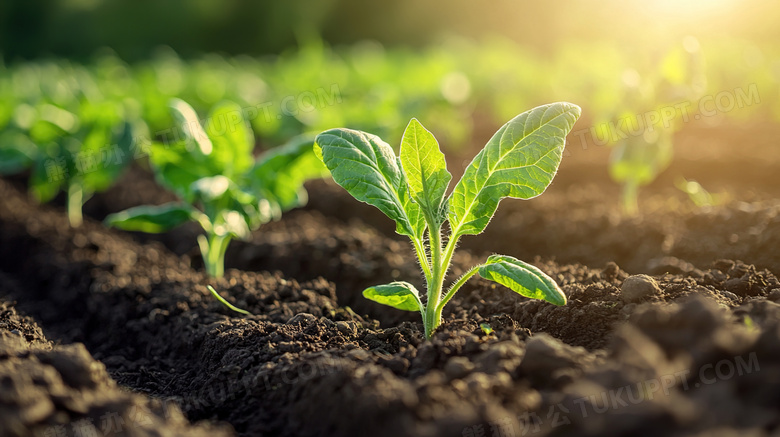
[423,226,445,338]
[412,237,432,284]
[437,264,480,314]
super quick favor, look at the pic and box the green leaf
[191,175,231,202]
[81,121,135,193]
[478,255,566,306]
[149,140,212,200]
[448,103,581,236]
[609,131,673,187]
[169,99,212,156]
[105,203,197,233]
[399,118,451,226]
[362,281,422,312]
[203,101,254,177]
[315,128,425,239]
[251,135,329,211]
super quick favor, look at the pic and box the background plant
[604,39,707,215]
[106,99,328,278]
[0,72,136,227]
[315,102,581,338]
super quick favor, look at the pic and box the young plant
[607,39,706,216]
[315,103,581,338]
[0,100,134,227]
[106,99,328,278]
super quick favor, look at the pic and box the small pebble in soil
[620,274,661,303]
[335,321,356,336]
[286,313,317,325]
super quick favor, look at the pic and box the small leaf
[449,103,581,236]
[105,203,197,233]
[478,255,566,306]
[203,101,254,177]
[315,128,425,239]
[169,99,212,155]
[363,281,422,312]
[399,118,451,226]
[251,135,329,211]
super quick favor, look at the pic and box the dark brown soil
[3,166,780,437]
[0,292,230,437]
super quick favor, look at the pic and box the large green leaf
[399,118,451,226]
[315,128,425,239]
[448,103,581,236]
[148,140,212,200]
[251,135,329,211]
[363,281,422,312]
[478,255,566,306]
[105,203,198,233]
[203,101,254,177]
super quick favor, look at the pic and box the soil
[2,122,780,436]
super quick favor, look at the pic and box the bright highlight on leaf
[315,103,581,338]
[363,282,422,313]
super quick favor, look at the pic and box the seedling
[608,39,706,215]
[315,103,581,338]
[106,99,328,278]
[0,101,134,227]
[675,177,725,207]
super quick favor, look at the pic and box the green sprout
[106,99,328,278]
[208,285,251,315]
[315,103,581,338]
[675,177,725,207]
[606,39,707,216]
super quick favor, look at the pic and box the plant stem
[412,237,432,284]
[623,179,639,216]
[67,183,83,228]
[437,264,480,315]
[202,233,232,278]
[423,226,445,338]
